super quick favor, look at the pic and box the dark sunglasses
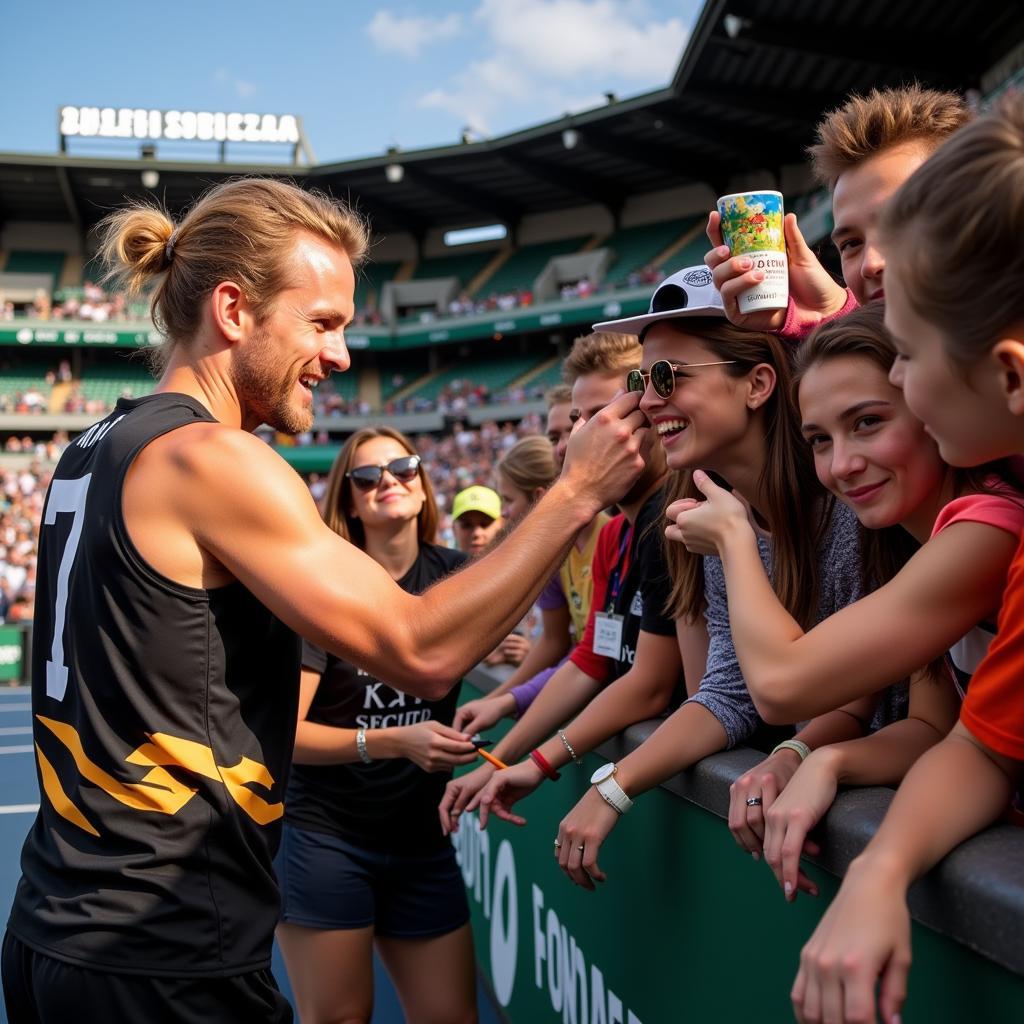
[626,359,737,399]
[346,454,422,491]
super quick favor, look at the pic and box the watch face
[590,763,615,785]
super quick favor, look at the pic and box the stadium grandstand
[1,1,1024,1021]
[1,0,1017,482]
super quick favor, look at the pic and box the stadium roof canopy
[1,0,1021,239]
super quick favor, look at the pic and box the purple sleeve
[510,656,570,716]
[536,572,567,611]
[775,288,858,342]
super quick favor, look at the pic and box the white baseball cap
[593,265,726,338]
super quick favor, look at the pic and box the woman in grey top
[539,275,878,890]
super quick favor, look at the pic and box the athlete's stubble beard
[232,323,320,435]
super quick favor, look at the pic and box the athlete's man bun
[98,204,177,295]
[95,178,370,366]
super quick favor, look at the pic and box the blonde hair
[880,93,1024,367]
[562,331,641,384]
[321,426,438,550]
[545,383,572,407]
[498,435,558,495]
[808,85,970,189]
[96,177,369,369]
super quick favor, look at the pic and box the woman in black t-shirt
[275,427,480,1024]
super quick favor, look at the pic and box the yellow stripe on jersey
[36,744,100,836]
[36,717,284,828]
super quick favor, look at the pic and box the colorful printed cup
[716,190,788,313]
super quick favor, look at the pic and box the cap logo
[651,283,687,313]
[682,267,713,288]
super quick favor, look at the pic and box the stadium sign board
[0,326,161,348]
[392,294,650,350]
[0,293,649,352]
[59,106,301,145]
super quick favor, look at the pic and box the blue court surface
[0,687,500,1024]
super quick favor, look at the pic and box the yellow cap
[452,485,501,522]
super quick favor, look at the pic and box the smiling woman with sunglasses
[275,426,481,1024]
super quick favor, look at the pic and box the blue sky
[0,0,701,164]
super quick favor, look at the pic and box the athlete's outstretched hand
[705,211,848,333]
[561,390,647,513]
[439,762,495,836]
[397,721,478,774]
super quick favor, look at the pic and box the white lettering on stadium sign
[452,812,643,1022]
[59,106,300,145]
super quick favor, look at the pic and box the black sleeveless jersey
[7,393,301,977]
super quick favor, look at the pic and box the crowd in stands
[0,461,51,624]
[1,283,134,323]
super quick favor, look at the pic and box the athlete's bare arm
[124,393,647,699]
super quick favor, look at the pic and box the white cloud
[367,10,463,57]
[414,0,688,133]
[476,0,686,81]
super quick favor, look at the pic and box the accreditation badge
[593,613,624,659]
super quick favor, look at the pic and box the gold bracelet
[771,739,811,762]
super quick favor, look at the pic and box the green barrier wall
[0,624,24,682]
[455,684,1024,1023]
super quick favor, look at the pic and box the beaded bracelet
[558,729,582,765]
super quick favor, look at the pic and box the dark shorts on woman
[276,823,470,938]
[2,932,292,1024]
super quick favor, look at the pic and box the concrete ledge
[464,663,1024,976]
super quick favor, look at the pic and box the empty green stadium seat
[355,261,400,311]
[474,238,589,298]
[603,218,697,285]
[0,364,54,399]
[79,365,156,405]
[4,252,66,290]
[413,251,493,289]
[402,354,545,405]
[517,360,563,393]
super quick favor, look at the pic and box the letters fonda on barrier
[452,813,642,1023]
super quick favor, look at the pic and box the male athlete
[2,178,647,1022]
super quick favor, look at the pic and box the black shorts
[276,822,470,938]
[2,932,293,1024]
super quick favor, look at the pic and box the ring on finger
[577,844,585,851]
[553,839,562,849]
[746,796,763,807]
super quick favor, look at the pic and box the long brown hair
[321,426,438,550]
[662,319,830,629]
[795,303,1020,591]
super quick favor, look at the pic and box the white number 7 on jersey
[43,474,92,702]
